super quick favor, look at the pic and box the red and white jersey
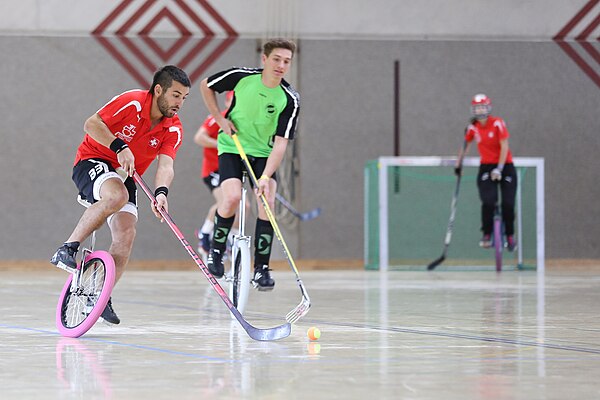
[74,90,184,175]
[199,111,226,178]
[465,116,513,164]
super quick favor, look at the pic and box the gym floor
[1,267,599,399]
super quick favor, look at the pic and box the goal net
[364,157,544,271]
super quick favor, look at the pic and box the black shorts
[203,171,220,192]
[72,159,138,216]
[218,153,277,185]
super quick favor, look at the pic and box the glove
[491,168,502,181]
[454,166,462,176]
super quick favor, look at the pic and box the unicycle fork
[225,172,252,316]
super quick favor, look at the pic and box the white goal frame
[374,156,545,273]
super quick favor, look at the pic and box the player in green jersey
[199,38,300,291]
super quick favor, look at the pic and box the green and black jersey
[206,67,300,157]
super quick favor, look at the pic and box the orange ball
[307,327,321,341]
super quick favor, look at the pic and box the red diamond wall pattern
[92,0,238,87]
[554,0,600,89]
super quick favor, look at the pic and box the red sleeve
[465,124,476,142]
[495,118,510,140]
[159,120,184,160]
[201,116,221,139]
[96,91,140,128]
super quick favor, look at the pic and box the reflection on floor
[1,268,600,399]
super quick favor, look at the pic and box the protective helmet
[471,93,491,119]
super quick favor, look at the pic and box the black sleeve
[206,67,259,93]
[275,84,300,140]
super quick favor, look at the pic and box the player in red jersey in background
[51,65,191,324]
[193,91,237,258]
[455,94,517,251]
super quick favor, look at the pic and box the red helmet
[471,93,491,119]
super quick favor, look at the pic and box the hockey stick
[276,193,321,221]
[133,171,291,341]
[427,139,467,270]
[231,134,311,324]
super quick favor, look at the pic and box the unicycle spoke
[232,262,240,308]
[57,252,115,337]
[62,260,107,328]
[228,237,251,314]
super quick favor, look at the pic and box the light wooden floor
[1,267,600,399]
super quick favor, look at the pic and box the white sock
[201,219,214,234]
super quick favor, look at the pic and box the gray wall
[1,34,598,261]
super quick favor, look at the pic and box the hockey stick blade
[133,172,291,341]
[276,193,322,221]
[427,255,445,270]
[299,207,321,221]
[285,279,311,323]
[232,136,311,324]
[426,139,467,271]
[239,315,291,341]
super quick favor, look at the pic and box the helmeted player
[455,94,517,251]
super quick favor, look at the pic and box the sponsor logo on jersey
[266,103,276,118]
[117,124,137,142]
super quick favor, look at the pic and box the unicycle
[55,196,116,338]
[225,172,252,316]
[492,201,503,272]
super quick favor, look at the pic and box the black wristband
[154,186,168,198]
[110,138,129,154]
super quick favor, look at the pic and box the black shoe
[207,248,224,278]
[252,265,275,291]
[101,298,120,325]
[50,244,78,271]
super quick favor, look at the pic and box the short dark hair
[149,65,191,94]
[263,39,296,57]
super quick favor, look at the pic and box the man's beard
[157,94,175,118]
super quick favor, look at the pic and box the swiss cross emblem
[149,137,160,148]
[92,0,238,87]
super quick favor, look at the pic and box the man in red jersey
[51,66,191,324]
[455,94,517,251]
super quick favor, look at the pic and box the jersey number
[88,161,109,180]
